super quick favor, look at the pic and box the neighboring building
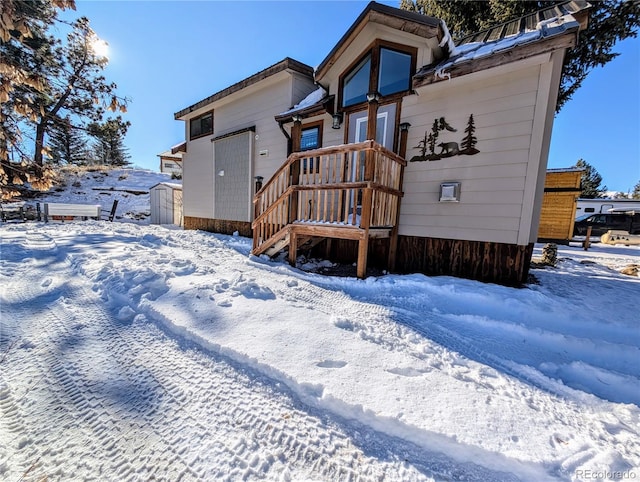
[174,1,590,286]
[150,182,183,226]
[538,168,582,243]
[576,198,640,218]
[158,148,184,176]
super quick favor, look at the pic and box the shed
[150,182,183,226]
[537,168,582,243]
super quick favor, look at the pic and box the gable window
[190,112,213,140]
[342,54,372,108]
[378,48,412,96]
[340,42,416,109]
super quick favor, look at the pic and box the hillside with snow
[1,168,639,481]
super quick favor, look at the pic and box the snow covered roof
[546,167,584,173]
[157,150,183,160]
[150,182,183,190]
[414,0,590,87]
[274,87,334,122]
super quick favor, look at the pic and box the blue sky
[60,1,639,193]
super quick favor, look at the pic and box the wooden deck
[252,140,406,277]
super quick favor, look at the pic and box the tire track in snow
[1,229,462,482]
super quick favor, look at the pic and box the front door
[347,104,396,212]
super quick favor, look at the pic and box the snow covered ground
[1,170,639,481]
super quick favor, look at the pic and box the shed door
[214,131,253,222]
[153,187,173,224]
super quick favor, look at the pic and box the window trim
[189,110,214,140]
[338,40,417,112]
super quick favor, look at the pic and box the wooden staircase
[252,140,406,278]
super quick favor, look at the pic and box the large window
[378,48,412,96]
[340,42,416,108]
[190,112,213,140]
[342,55,371,108]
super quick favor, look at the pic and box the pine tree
[632,181,640,200]
[1,0,128,198]
[0,0,74,198]
[48,116,89,165]
[460,114,477,153]
[88,118,131,166]
[31,16,129,166]
[574,159,607,199]
[400,0,640,112]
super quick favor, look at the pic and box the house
[174,1,590,286]
[157,147,184,176]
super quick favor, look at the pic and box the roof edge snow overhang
[170,142,187,154]
[413,0,590,89]
[413,24,580,89]
[315,1,441,83]
[174,58,314,120]
[274,95,335,124]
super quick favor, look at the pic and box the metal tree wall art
[410,114,479,162]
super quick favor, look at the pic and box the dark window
[300,126,320,151]
[342,54,371,108]
[378,48,412,96]
[300,123,322,173]
[340,43,415,109]
[190,112,213,139]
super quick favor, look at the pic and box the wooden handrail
[252,140,406,256]
[253,140,405,202]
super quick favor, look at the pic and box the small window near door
[300,121,322,173]
[190,112,213,140]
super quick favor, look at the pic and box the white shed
[150,182,183,226]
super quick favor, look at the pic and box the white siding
[398,56,557,245]
[182,72,310,222]
[214,80,293,182]
[183,135,214,219]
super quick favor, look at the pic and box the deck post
[357,236,369,279]
[356,93,380,279]
[289,119,302,224]
[288,229,297,266]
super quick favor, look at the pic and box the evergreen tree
[88,118,131,166]
[632,181,640,200]
[0,0,74,198]
[48,116,89,165]
[1,1,128,199]
[400,0,640,112]
[31,16,129,166]
[461,114,477,152]
[574,158,607,198]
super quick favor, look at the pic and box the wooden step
[264,235,290,257]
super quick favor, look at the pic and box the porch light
[292,114,303,123]
[399,122,411,132]
[331,113,343,129]
[366,91,380,103]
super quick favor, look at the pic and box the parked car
[573,212,640,237]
